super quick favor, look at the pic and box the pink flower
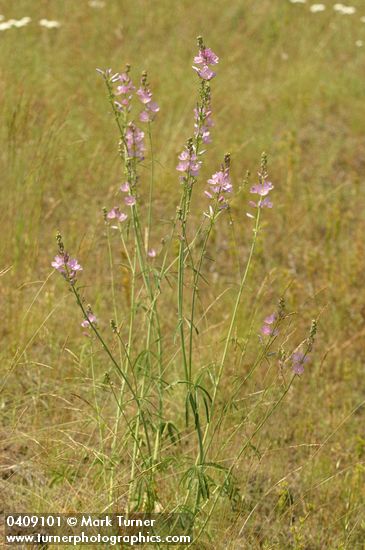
[120,182,130,193]
[147,101,159,112]
[249,198,273,209]
[140,111,151,123]
[51,255,66,271]
[264,313,276,324]
[192,46,219,80]
[291,352,310,375]
[68,258,83,272]
[193,47,219,66]
[207,168,232,194]
[137,88,152,104]
[176,147,201,178]
[139,101,160,123]
[137,79,159,123]
[260,197,273,208]
[124,195,136,206]
[51,253,82,284]
[193,65,216,81]
[51,255,83,274]
[260,312,278,337]
[250,181,274,196]
[205,155,232,207]
[261,324,278,336]
[116,73,135,95]
[194,105,214,143]
[114,72,135,111]
[81,313,97,328]
[125,123,145,160]
[107,207,128,222]
[248,180,274,211]
[148,248,157,258]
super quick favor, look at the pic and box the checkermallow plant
[52,36,316,542]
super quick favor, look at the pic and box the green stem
[106,224,126,501]
[206,324,279,459]
[146,122,154,252]
[189,376,295,547]
[204,206,261,450]
[177,186,190,383]
[89,341,107,489]
[71,284,136,399]
[188,208,217,382]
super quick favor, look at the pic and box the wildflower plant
[52,36,317,542]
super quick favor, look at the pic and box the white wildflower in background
[0,17,31,30]
[289,0,306,3]
[39,19,61,29]
[334,4,356,14]
[310,4,326,12]
[355,40,363,47]
[341,6,356,15]
[361,16,365,23]
[0,21,11,30]
[12,17,31,27]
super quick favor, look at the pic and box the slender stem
[106,83,164,507]
[89,341,107,490]
[188,209,217,381]
[186,210,217,465]
[71,284,137,399]
[182,205,262,509]
[71,284,148,494]
[203,207,261,450]
[177,187,189,382]
[205,325,279,458]
[146,122,154,252]
[189,376,295,548]
[106,224,127,500]
[176,84,206,387]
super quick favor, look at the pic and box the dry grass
[1,0,365,548]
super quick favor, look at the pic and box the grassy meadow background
[1,0,365,548]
